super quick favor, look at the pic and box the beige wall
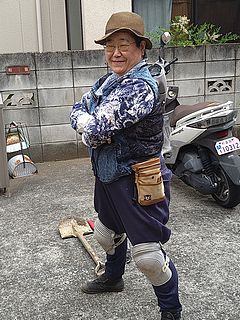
[0,0,131,53]
[81,0,132,50]
[0,0,67,53]
[0,0,39,53]
[40,0,68,52]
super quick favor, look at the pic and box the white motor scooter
[149,32,240,208]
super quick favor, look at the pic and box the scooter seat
[170,101,219,127]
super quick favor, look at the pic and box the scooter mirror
[161,32,171,45]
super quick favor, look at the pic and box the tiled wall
[0,43,240,162]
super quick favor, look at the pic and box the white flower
[208,33,222,41]
[179,16,190,25]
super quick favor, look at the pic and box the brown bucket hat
[94,12,152,49]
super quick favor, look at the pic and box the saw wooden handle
[73,223,102,266]
[79,235,99,264]
[74,224,105,276]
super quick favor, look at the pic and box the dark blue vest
[90,64,164,183]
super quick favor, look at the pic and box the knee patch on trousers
[132,242,172,286]
[94,218,126,255]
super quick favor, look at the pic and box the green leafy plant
[147,16,240,47]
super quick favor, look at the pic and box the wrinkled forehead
[105,31,136,43]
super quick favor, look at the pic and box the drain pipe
[36,0,43,52]
[0,95,10,196]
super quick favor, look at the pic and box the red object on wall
[6,66,30,75]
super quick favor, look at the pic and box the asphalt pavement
[0,158,239,320]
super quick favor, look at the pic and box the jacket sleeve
[70,91,93,132]
[82,78,155,148]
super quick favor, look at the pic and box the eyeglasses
[104,42,136,53]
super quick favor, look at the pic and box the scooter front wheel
[212,166,240,208]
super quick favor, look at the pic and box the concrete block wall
[161,43,240,108]
[0,43,240,162]
[0,50,107,162]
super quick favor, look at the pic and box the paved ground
[0,158,239,320]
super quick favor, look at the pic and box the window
[193,0,240,35]
[132,0,173,32]
[65,0,83,50]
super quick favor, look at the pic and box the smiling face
[104,31,146,76]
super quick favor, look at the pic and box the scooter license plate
[215,137,240,155]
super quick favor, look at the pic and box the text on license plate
[215,137,240,155]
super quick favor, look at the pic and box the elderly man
[70,11,182,320]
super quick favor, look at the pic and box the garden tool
[58,216,105,276]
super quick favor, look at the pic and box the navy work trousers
[94,162,182,311]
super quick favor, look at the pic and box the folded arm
[70,78,155,148]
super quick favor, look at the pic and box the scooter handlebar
[164,57,178,74]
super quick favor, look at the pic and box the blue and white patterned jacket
[70,60,164,183]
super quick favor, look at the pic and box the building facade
[0,0,174,53]
[0,0,239,163]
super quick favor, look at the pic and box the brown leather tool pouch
[131,157,165,206]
